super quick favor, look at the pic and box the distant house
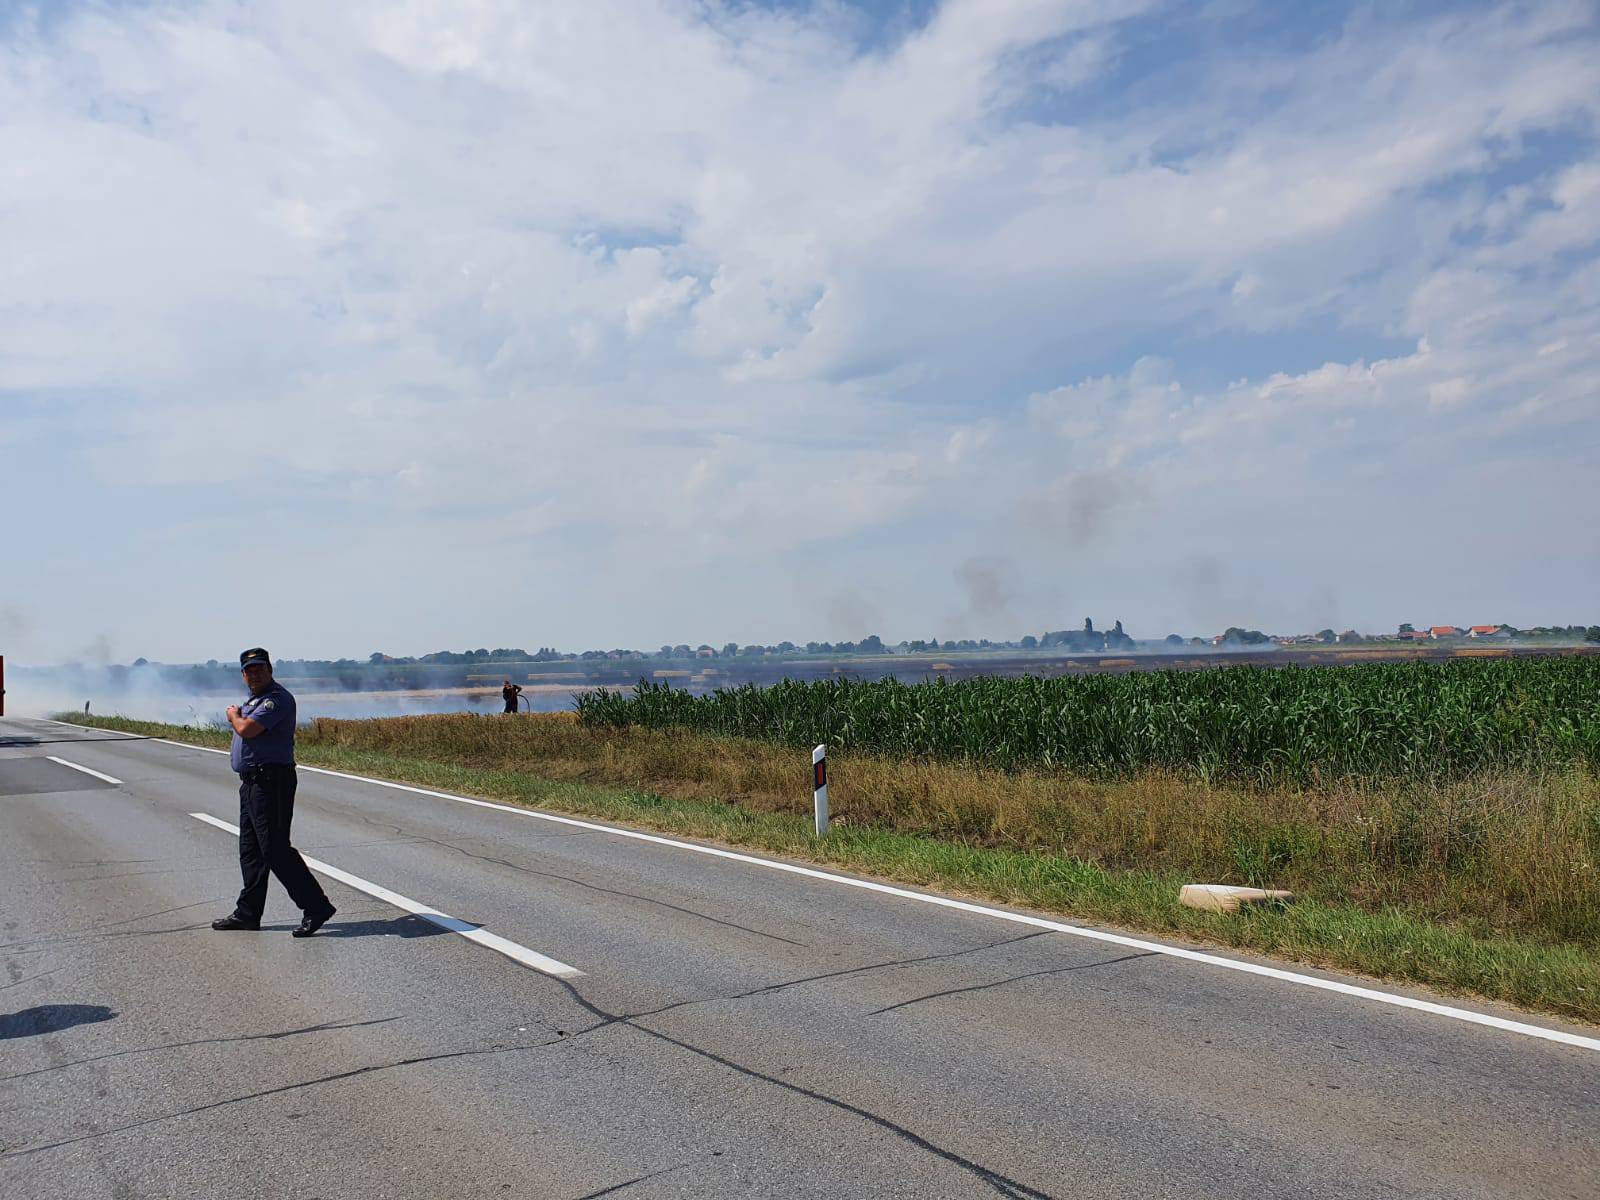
[1429,626,1461,639]
[1467,625,1510,639]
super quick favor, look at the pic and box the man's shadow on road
[261,915,452,940]
[1,1004,118,1040]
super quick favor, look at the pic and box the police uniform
[213,648,335,935]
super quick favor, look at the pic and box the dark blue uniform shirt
[230,681,297,773]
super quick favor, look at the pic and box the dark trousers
[233,765,329,921]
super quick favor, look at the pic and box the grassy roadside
[63,713,1600,1025]
[317,714,1600,947]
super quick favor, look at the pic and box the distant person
[502,678,523,713]
[211,648,336,937]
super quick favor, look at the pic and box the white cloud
[1,0,1597,660]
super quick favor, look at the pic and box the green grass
[62,713,1600,1025]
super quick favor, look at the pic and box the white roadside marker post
[812,743,829,836]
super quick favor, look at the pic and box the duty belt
[240,762,295,780]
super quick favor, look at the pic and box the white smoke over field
[3,664,585,724]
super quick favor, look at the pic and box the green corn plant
[576,657,1600,785]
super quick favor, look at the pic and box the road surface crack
[549,977,1056,1199]
[624,930,1055,1026]
[867,951,1159,1015]
[0,1033,581,1160]
[0,899,229,952]
[570,1161,689,1198]
[0,967,69,993]
[1,1016,404,1083]
[0,735,155,747]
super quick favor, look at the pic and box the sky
[1,0,1597,665]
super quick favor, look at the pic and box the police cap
[239,647,272,669]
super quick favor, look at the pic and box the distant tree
[1020,635,1039,649]
[1220,627,1269,645]
[722,643,739,657]
[1398,623,1414,634]
[205,659,219,669]
[1586,626,1600,643]
[1316,628,1337,643]
[1164,634,1183,646]
[777,641,796,653]
[132,657,149,667]
[860,634,885,653]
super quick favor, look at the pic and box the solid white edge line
[51,718,1600,1054]
[187,811,583,979]
[36,718,144,737]
[44,756,123,785]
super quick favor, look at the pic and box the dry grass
[301,712,1600,947]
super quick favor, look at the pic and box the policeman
[211,648,337,937]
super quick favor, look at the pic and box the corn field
[577,656,1600,783]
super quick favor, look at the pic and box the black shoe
[211,914,261,931]
[291,904,336,938]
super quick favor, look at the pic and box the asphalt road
[2,716,1596,1199]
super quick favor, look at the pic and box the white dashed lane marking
[45,756,123,785]
[188,811,584,980]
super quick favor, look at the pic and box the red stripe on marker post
[812,743,829,836]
